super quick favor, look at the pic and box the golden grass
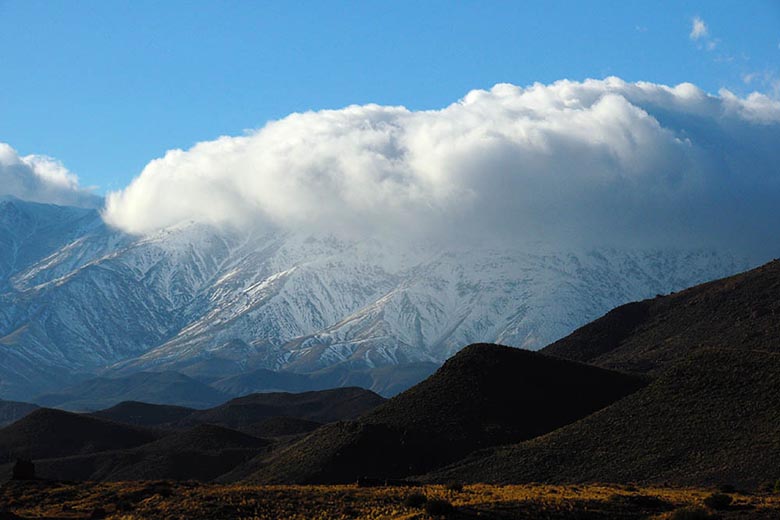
[1,481,779,519]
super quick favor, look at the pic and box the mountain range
[0,195,748,399]
[1,260,779,489]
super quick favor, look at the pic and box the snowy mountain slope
[0,198,749,398]
[0,196,111,287]
[116,240,744,375]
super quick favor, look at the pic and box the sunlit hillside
[2,481,780,519]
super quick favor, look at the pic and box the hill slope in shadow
[89,401,195,428]
[239,344,646,484]
[182,387,384,437]
[0,408,161,463]
[429,349,780,488]
[34,424,271,482]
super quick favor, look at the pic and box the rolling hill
[0,408,161,463]
[239,344,646,484]
[89,401,195,428]
[34,424,271,482]
[182,387,385,436]
[0,387,386,483]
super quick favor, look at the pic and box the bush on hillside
[403,492,427,508]
[445,481,464,492]
[670,506,712,520]
[11,459,34,480]
[703,493,732,510]
[425,498,454,517]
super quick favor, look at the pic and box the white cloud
[0,144,101,208]
[103,78,780,259]
[690,16,708,40]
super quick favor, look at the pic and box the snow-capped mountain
[0,197,748,398]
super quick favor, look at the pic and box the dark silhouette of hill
[210,362,438,398]
[542,259,780,373]
[74,388,379,441]
[89,401,195,428]
[0,388,380,482]
[0,408,160,463]
[33,371,230,411]
[34,424,270,482]
[0,400,38,428]
[182,387,385,435]
[429,349,780,488]
[240,344,646,484]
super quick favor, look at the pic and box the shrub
[403,492,428,508]
[609,493,671,510]
[88,508,106,520]
[445,481,464,492]
[670,506,712,520]
[774,479,780,494]
[703,492,732,510]
[425,498,455,517]
[11,459,34,480]
[718,484,735,493]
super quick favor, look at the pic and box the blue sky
[1,0,778,192]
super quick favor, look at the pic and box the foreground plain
[2,481,780,519]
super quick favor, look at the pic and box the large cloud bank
[0,144,101,208]
[104,77,780,257]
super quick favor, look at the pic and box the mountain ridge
[0,196,752,398]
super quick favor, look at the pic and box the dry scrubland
[2,481,780,519]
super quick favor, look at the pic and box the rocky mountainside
[0,196,748,398]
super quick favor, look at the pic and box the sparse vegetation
[0,482,777,520]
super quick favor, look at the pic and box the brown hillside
[428,349,780,488]
[542,259,780,373]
